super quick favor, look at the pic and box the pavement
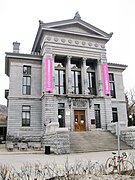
[0,144,135,171]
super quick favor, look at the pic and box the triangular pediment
[43,18,112,39]
[53,23,102,37]
[32,16,113,52]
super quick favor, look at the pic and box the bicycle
[105,152,134,176]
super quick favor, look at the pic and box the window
[109,73,116,98]
[112,107,118,122]
[22,105,31,127]
[71,70,82,94]
[55,56,66,95]
[71,58,82,94]
[87,72,96,95]
[55,70,66,94]
[23,66,31,75]
[94,104,101,128]
[23,66,31,95]
[23,76,31,95]
[86,60,96,95]
[58,103,65,127]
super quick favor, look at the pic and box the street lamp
[58,115,62,119]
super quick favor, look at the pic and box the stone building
[5,13,127,142]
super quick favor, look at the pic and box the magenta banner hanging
[102,64,110,95]
[45,57,53,92]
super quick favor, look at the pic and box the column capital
[67,56,72,60]
[43,47,52,55]
[100,53,107,63]
[52,54,56,59]
[97,58,102,64]
[82,57,87,61]
[100,53,106,59]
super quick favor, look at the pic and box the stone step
[70,131,131,153]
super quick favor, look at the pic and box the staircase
[70,130,131,153]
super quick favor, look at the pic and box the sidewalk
[0,143,135,170]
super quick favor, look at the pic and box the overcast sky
[0,0,135,105]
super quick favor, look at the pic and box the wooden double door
[74,110,86,131]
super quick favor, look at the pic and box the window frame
[22,66,31,95]
[94,104,101,128]
[23,66,31,75]
[55,68,66,95]
[112,107,118,123]
[71,58,82,95]
[71,69,82,94]
[87,71,96,95]
[22,105,31,127]
[54,57,66,95]
[58,103,65,128]
[109,73,116,98]
[22,76,31,95]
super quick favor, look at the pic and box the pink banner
[45,57,53,92]
[102,64,110,95]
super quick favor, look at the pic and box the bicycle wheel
[105,158,114,174]
[119,160,134,176]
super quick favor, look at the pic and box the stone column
[66,56,72,94]
[82,57,88,94]
[97,59,104,96]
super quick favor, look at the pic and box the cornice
[5,52,42,61]
[41,34,106,53]
[5,53,42,76]
[39,18,112,38]
[42,27,110,40]
[108,62,127,71]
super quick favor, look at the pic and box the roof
[108,62,127,71]
[32,13,113,52]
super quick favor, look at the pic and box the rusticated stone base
[42,131,70,154]
[42,123,70,154]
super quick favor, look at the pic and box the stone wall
[120,127,135,148]
[42,122,70,154]
[7,99,42,139]
[108,123,135,148]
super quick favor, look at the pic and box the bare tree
[125,88,135,126]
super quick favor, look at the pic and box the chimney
[13,41,20,53]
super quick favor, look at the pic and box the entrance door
[74,110,86,131]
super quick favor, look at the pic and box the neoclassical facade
[5,13,128,140]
